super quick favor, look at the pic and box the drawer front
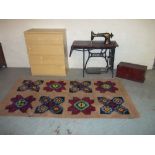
[29,55,42,65]
[29,55,65,65]
[27,44,65,55]
[31,64,66,76]
[25,33,63,45]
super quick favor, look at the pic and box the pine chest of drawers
[116,62,147,83]
[24,29,68,76]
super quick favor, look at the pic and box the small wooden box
[116,62,147,83]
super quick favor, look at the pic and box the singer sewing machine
[91,31,113,44]
[69,31,118,77]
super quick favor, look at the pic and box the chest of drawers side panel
[63,30,69,74]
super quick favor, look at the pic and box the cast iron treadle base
[86,67,108,74]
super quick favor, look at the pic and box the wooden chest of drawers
[24,29,68,76]
[116,62,147,83]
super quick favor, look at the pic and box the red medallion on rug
[94,81,118,93]
[5,95,36,113]
[68,97,95,115]
[43,81,66,92]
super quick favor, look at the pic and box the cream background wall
[0,19,155,69]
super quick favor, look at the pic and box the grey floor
[0,68,155,135]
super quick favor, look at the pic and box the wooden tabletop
[71,40,118,49]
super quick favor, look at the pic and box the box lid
[118,62,147,70]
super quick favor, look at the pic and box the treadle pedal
[86,67,108,74]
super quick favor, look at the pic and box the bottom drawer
[31,65,67,76]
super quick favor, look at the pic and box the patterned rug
[0,79,139,118]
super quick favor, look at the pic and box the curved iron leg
[104,49,109,72]
[83,49,85,77]
[69,47,73,57]
[111,48,115,78]
[84,50,90,70]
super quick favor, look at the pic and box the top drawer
[25,33,64,45]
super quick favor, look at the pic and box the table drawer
[31,64,66,76]
[29,55,65,65]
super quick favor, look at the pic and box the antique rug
[0,79,139,118]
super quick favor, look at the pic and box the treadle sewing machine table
[69,40,118,77]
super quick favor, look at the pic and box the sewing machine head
[91,31,113,44]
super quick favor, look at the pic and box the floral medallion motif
[68,97,95,115]
[17,80,44,92]
[35,96,65,114]
[94,81,118,93]
[5,95,36,113]
[43,81,66,92]
[98,96,130,114]
[69,81,92,93]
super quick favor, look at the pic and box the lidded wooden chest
[116,62,147,83]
